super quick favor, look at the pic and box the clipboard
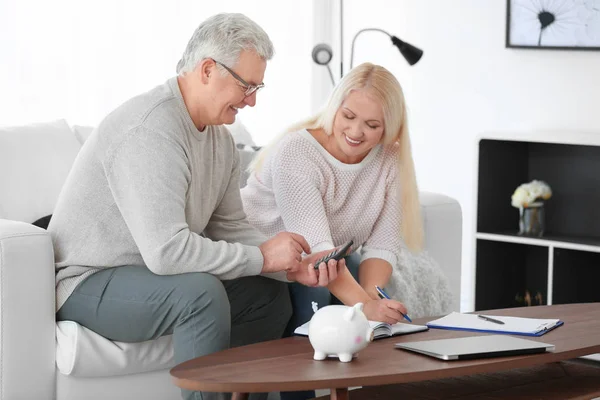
[426,312,564,337]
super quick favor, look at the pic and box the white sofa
[0,120,462,400]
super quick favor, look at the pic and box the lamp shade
[390,35,423,65]
[312,43,333,65]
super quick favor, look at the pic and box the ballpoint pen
[375,285,413,323]
[477,314,505,325]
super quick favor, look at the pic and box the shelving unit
[473,131,600,311]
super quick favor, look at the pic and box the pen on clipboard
[477,314,505,325]
[375,285,412,323]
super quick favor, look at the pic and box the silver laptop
[395,334,554,361]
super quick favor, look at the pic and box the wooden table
[170,303,600,400]
[313,360,600,399]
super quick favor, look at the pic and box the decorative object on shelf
[512,180,552,237]
[506,0,600,50]
[311,0,423,86]
[515,290,544,307]
[308,304,373,362]
[519,204,545,237]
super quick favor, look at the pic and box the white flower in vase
[511,186,531,208]
[511,180,552,209]
[511,180,552,237]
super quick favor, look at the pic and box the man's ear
[197,59,214,84]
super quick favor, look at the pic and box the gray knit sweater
[50,77,266,311]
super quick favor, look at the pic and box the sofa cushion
[56,321,174,377]
[226,119,256,146]
[71,124,95,145]
[238,147,261,188]
[0,119,81,223]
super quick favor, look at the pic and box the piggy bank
[308,303,374,362]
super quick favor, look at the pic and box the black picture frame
[506,0,600,50]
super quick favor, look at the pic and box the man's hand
[259,232,311,274]
[362,299,408,325]
[286,249,347,287]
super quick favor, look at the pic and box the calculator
[313,240,354,269]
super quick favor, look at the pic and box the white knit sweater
[241,129,454,318]
[241,129,402,269]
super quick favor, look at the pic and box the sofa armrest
[0,219,56,398]
[420,192,462,312]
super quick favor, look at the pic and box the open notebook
[426,312,563,337]
[294,320,428,340]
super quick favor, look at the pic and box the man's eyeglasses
[213,59,264,97]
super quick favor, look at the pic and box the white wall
[0,0,315,145]
[5,0,600,310]
[337,0,600,311]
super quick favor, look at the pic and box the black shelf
[476,240,547,310]
[477,140,600,238]
[475,138,600,311]
[553,249,600,304]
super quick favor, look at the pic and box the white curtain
[0,0,316,145]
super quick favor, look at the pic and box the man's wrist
[246,245,266,275]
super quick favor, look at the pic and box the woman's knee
[289,283,331,308]
[345,251,361,281]
[288,284,331,322]
[284,284,331,336]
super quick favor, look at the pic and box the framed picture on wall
[506,0,600,50]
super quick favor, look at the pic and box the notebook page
[295,320,428,337]
[390,322,429,335]
[294,320,389,337]
[293,321,310,336]
[368,321,389,330]
[427,312,560,334]
[369,321,392,339]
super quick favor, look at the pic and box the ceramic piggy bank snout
[308,303,374,362]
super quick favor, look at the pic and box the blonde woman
[242,62,422,340]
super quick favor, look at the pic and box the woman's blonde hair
[251,62,423,251]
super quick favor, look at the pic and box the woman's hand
[365,287,383,301]
[286,249,347,287]
[362,299,408,325]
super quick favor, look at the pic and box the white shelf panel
[476,232,600,254]
[547,247,554,306]
[477,130,600,147]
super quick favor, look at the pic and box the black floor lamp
[312,0,423,86]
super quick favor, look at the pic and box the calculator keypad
[314,249,341,268]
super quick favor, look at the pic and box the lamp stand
[340,0,344,78]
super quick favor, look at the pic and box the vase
[519,202,545,237]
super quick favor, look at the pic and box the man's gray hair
[176,13,274,74]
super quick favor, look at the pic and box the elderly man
[50,13,344,400]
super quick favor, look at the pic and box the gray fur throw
[387,248,454,319]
